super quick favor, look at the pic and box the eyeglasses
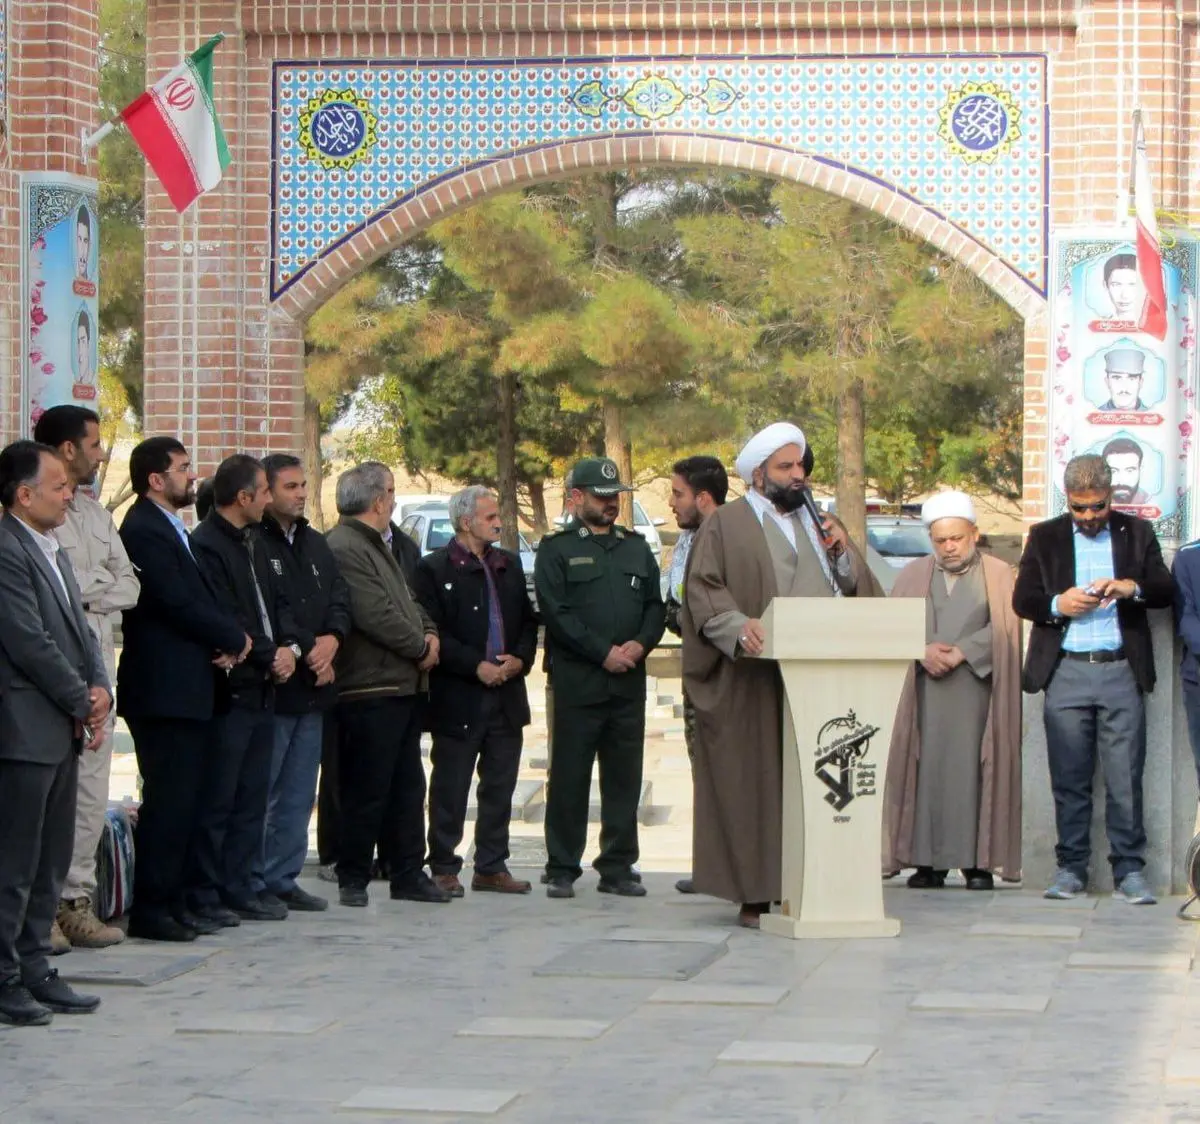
[1069,500,1109,514]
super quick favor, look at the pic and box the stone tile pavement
[3,875,1200,1123]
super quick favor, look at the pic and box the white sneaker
[1113,871,1156,905]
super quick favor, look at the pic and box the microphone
[799,487,836,555]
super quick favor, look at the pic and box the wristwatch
[288,643,302,659]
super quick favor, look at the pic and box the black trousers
[427,693,523,876]
[127,716,211,922]
[316,708,340,865]
[188,706,275,907]
[336,695,426,891]
[0,753,77,985]
[543,695,645,882]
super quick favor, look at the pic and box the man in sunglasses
[1014,454,1172,905]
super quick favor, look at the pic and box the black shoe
[390,873,452,904]
[225,896,287,921]
[540,871,551,885]
[128,913,198,942]
[173,909,221,935]
[258,891,289,913]
[277,886,329,912]
[963,869,995,892]
[546,877,575,899]
[906,867,947,890]
[598,877,647,897]
[675,878,696,894]
[0,979,52,1026]
[26,970,100,1014]
[339,885,369,908]
[192,904,241,928]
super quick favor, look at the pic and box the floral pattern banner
[21,173,100,434]
[1049,233,1199,543]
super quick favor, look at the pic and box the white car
[864,516,932,593]
[391,494,451,524]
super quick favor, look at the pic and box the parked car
[553,498,665,561]
[397,505,538,608]
[392,493,451,523]
[863,516,932,593]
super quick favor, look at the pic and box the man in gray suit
[0,441,110,1026]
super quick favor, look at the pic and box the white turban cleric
[921,490,977,528]
[735,422,807,484]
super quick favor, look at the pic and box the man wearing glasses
[1013,454,1172,905]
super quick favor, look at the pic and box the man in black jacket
[257,454,351,912]
[190,455,300,923]
[414,486,539,896]
[1013,453,1173,905]
[118,438,249,942]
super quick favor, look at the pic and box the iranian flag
[1132,113,1168,341]
[120,35,230,213]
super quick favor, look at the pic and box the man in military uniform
[534,457,665,899]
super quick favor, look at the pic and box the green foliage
[98,0,146,414]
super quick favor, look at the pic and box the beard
[763,477,806,513]
[167,481,196,509]
[937,549,978,574]
[1112,485,1136,504]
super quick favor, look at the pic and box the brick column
[0,0,100,441]
[143,5,304,471]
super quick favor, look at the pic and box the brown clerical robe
[882,552,1023,880]
[680,497,881,905]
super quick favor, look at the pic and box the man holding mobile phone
[1014,453,1173,905]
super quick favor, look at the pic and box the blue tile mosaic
[270,54,1047,301]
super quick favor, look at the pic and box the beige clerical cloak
[882,553,1023,880]
[680,497,881,905]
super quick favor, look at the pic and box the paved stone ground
[3,875,1200,1122]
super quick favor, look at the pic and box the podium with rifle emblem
[754,597,925,940]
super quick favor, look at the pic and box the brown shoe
[471,871,532,895]
[737,902,768,930]
[57,899,125,949]
[50,918,72,956]
[432,873,465,899]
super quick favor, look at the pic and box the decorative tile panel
[270,54,1048,301]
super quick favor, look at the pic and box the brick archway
[137,1,1199,537]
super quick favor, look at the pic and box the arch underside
[274,132,1046,322]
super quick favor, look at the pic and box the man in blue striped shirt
[1014,454,1173,906]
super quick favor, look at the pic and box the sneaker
[1044,869,1086,900]
[49,918,71,956]
[598,877,647,898]
[0,979,53,1026]
[546,877,575,899]
[56,899,125,949]
[339,885,369,908]
[1113,871,1157,905]
[277,886,329,912]
[316,863,338,884]
[25,969,100,1014]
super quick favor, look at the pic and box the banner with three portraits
[1049,233,1199,544]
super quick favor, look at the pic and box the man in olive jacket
[325,463,450,908]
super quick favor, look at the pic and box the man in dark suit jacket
[1014,453,1173,906]
[118,437,249,942]
[0,442,110,1025]
[414,486,539,896]
[190,454,300,923]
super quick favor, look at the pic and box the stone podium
[754,596,925,940]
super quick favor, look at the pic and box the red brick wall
[0,0,101,439]
[131,1,1200,523]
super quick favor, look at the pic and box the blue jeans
[259,712,325,894]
